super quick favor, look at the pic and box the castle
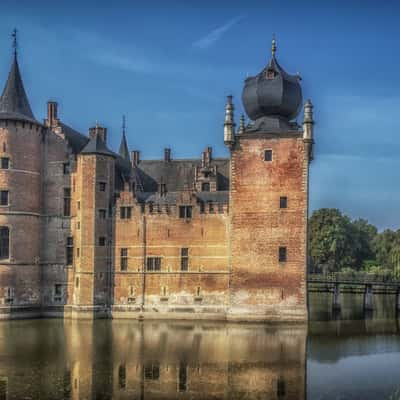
[0,35,314,321]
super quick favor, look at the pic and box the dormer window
[266,68,276,79]
[201,182,210,192]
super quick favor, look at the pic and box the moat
[0,294,398,400]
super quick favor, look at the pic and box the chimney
[47,101,58,127]
[205,146,212,166]
[89,123,107,143]
[164,148,171,162]
[131,150,140,167]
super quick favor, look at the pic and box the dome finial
[271,33,277,56]
[12,28,18,58]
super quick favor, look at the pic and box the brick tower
[71,126,115,317]
[226,38,314,321]
[0,34,44,314]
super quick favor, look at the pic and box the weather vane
[271,33,277,56]
[12,28,18,56]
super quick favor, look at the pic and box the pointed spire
[0,29,36,123]
[119,115,130,161]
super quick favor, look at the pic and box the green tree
[308,208,356,273]
[351,218,377,270]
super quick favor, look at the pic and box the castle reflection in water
[0,320,306,400]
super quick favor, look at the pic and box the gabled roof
[0,55,38,124]
[81,133,115,157]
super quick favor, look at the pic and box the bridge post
[396,287,400,312]
[364,284,374,311]
[332,283,341,311]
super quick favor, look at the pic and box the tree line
[308,208,400,279]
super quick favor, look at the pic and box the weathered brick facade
[0,41,314,321]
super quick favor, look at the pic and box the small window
[118,365,126,389]
[63,188,71,216]
[146,257,161,271]
[54,284,62,302]
[201,182,210,192]
[179,205,192,219]
[178,363,187,392]
[77,201,80,210]
[76,221,80,230]
[66,236,73,265]
[144,363,160,380]
[0,191,8,206]
[0,157,9,169]
[264,149,273,161]
[181,248,189,271]
[76,248,80,258]
[197,286,201,297]
[120,248,128,271]
[5,287,14,303]
[279,247,287,263]
[218,203,224,213]
[120,206,132,219]
[208,202,214,213]
[75,277,79,288]
[0,227,9,259]
[148,203,154,214]
[99,237,106,246]
[63,162,70,175]
[280,196,288,209]
[98,182,106,192]
[277,376,286,398]
[98,209,107,219]
[199,202,205,214]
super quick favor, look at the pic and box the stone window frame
[63,187,71,217]
[4,286,14,304]
[179,205,192,219]
[0,190,9,207]
[180,248,189,271]
[264,149,273,162]
[144,363,160,380]
[120,248,128,271]
[53,283,63,302]
[146,256,162,272]
[66,236,74,265]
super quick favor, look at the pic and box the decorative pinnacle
[271,34,277,56]
[238,114,245,134]
[12,28,18,57]
[304,99,314,124]
[122,115,126,135]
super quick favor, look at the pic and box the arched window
[0,227,9,259]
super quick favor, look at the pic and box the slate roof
[136,158,230,193]
[59,122,89,153]
[81,133,116,157]
[0,55,38,124]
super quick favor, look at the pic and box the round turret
[242,38,302,130]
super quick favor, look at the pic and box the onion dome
[0,30,38,124]
[242,36,302,132]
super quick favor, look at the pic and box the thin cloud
[192,16,244,49]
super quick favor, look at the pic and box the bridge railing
[307,272,400,284]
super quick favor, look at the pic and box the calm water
[0,295,398,400]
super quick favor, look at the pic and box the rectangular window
[0,227,9,259]
[98,209,107,219]
[54,284,62,302]
[178,363,187,392]
[118,365,126,389]
[63,162,70,175]
[179,205,192,219]
[146,257,161,271]
[4,287,14,303]
[77,201,80,210]
[280,196,288,209]
[199,202,205,214]
[63,188,71,216]
[66,236,73,265]
[264,149,273,161]
[120,206,132,219]
[76,248,80,258]
[75,277,79,288]
[120,248,128,271]
[0,157,9,169]
[98,182,106,192]
[181,248,189,271]
[144,363,160,380]
[218,203,224,213]
[279,247,287,263]
[99,237,106,246]
[208,202,214,213]
[201,182,210,192]
[76,221,80,230]
[0,191,8,206]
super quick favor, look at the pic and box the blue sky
[0,0,399,229]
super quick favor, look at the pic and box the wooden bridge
[307,273,400,313]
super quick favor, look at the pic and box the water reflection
[0,318,398,400]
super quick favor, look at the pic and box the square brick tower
[225,39,314,321]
